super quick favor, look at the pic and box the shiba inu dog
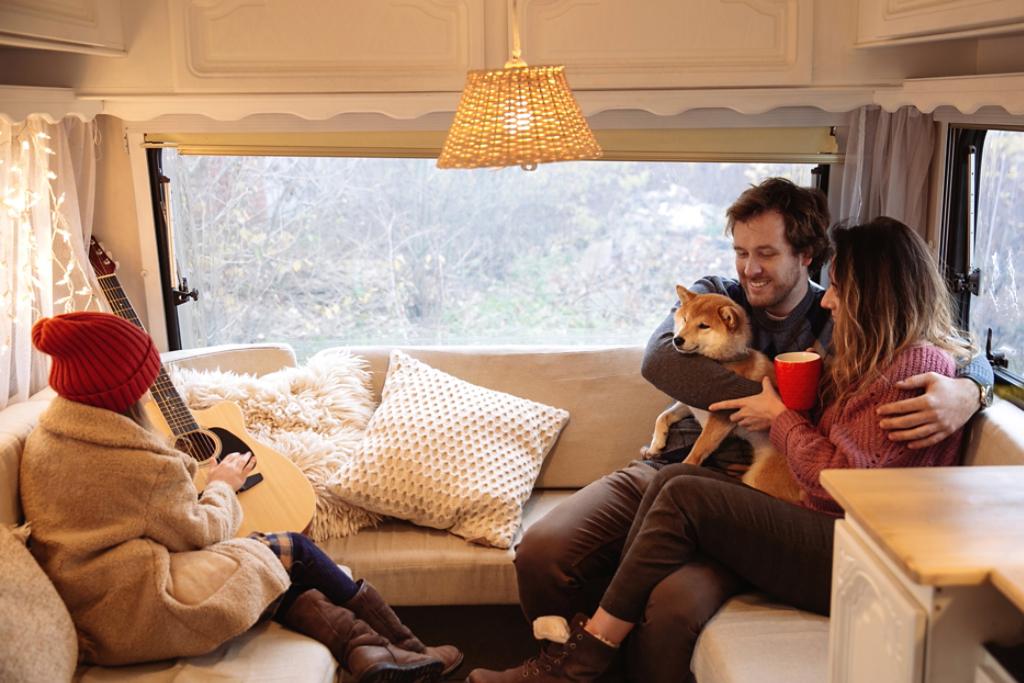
[645,285,802,504]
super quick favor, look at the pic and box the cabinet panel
[829,520,927,683]
[170,0,485,92]
[858,0,1024,45]
[0,0,124,53]
[518,0,813,88]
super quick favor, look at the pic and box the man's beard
[741,265,803,313]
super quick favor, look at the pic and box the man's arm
[877,350,994,449]
[641,308,761,410]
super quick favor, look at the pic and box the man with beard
[498,177,992,683]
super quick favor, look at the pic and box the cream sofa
[3,342,1023,682]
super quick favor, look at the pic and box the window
[943,126,1024,397]
[158,150,819,359]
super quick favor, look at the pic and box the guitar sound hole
[176,432,219,464]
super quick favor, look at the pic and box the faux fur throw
[169,348,381,541]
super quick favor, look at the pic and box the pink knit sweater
[769,343,964,515]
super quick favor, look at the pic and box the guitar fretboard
[95,274,201,437]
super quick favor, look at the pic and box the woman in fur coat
[20,311,461,683]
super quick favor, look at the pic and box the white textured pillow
[333,350,569,548]
[170,349,381,541]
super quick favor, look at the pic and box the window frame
[941,124,1024,400]
[148,136,834,353]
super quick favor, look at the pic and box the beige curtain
[833,105,936,237]
[0,117,100,409]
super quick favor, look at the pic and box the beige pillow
[170,348,381,541]
[333,350,569,548]
[0,525,78,682]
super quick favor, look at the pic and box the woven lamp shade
[437,63,602,170]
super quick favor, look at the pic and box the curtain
[833,105,936,237]
[1,117,99,409]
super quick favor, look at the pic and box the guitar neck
[94,274,201,437]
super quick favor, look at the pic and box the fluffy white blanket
[169,349,381,541]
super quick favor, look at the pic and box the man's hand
[876,373,978,449]
[708,377,788,431]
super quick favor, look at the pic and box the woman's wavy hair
[823,217,973,407]
[726,177,833,272]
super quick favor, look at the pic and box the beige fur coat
[19,397,290,666]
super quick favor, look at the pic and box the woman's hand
[708,377,789,431]
[206,451,256,492]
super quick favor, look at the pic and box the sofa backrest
[4,343,1024,524]
[345,346,669,489]
[963,400,1024,467]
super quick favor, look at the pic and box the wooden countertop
[821,466,1024,592]
[993,566,1024,614]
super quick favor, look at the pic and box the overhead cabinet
[858,0,1024,46]
[0,0,125,55]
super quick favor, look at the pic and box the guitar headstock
[88,237,117,276]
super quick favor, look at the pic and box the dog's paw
[640,446,658,457]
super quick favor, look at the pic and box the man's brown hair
[725,177,832,271]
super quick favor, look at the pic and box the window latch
[172,277,200,306]
[952,268,981,296]
[985,328,1009,369]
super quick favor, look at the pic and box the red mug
[774,352,822,411]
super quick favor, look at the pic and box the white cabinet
[829,520,927,682]
[857,0,1024,46]
[828,518,1024,683]
[0,0,124,54]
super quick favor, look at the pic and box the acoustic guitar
[88,238,316,536]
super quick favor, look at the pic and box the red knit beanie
[31,311,161,413]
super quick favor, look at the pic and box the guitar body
[145,399,316,537]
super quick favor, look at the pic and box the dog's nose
[673,336,684,348]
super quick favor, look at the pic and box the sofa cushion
[75,621,336,683]
[321,489,572,606]
[691,594,829,683]
[347,346,668,489]
[334,351,570,549]
[0,388,55,525]
[0,524,78,683]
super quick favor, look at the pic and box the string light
[1,119,96,361]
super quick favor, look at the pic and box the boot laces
[524,641,570,677]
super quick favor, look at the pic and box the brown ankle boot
[280,589,443,683]
[346,580,464,676]
[466,614,618,682]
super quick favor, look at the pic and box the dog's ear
[676,285,696,304]
[718,305,742,331]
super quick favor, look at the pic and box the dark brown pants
[514,462,834,683]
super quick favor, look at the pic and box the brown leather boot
[466,614,618,682]
[280,589,443,683]
[345,580,464,676]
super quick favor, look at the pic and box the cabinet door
[828,520,927,683]
[0,0,124,53]
[858,0,1024,45]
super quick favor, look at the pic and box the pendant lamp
[436,0,602,171]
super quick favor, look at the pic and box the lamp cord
[507,0,526,67]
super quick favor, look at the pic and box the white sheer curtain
[833,105,936,236]
[1,117,99,409]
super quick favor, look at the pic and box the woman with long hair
[20,312,461,682]
[467,217,972,683]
